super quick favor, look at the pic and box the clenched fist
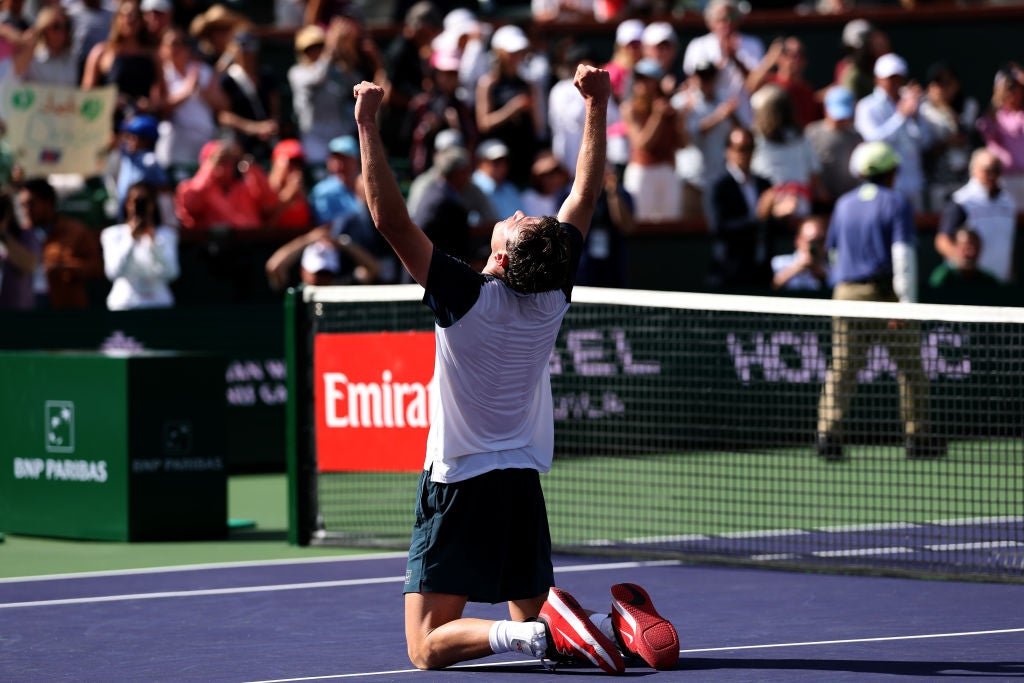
[573,64,611,103]
[353,81,385,125]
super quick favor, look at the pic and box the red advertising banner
[313,331,435,472]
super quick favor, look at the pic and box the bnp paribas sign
[0,351,227,541]
[12,400,109,483]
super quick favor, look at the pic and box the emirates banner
[314,331,435,472]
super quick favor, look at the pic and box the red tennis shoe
[538,587,625,674]
[610,582,679,670]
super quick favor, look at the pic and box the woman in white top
[749,83,823,217]
[12,5,77,86]
[156,27,227,169]
[101,181,179,310]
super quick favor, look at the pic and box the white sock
[488,620,545,654]
[590,613,616,643]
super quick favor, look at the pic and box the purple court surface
[2,553,1022,682]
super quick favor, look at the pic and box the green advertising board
[0,304,284,472]
[0,351,227,541]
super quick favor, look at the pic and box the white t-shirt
[682,32,764,126]
[100,223,179,310]
[157,61,217,166]
[421,227,583,483]
[951,179,1017,282]
[751,131,821,186]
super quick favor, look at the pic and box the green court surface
[315,439,1024,547]
[0,475,359,579]
[545,440,1023,542]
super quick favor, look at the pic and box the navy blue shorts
[403,467,554,604]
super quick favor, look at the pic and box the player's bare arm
[557,65,611,239]
[354,81,433,286]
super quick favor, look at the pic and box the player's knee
[406,642,444,670]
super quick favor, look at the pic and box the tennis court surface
[3,552,1022,682]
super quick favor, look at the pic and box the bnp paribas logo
[44,400,75,454]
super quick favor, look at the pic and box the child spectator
[929,227,1001,292]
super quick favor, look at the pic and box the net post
[285,285,316,545]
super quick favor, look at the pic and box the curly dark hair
[504,215,571,294]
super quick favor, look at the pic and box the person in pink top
[976,63,1024,209]
[602,18,643,103]
[174,140,279,230]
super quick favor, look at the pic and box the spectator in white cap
[641,21,680,96]
[833,19,890,101]
[140,0,173,45]
[531,0,594,24]
[603,17,644,102]
[549,44,621,178]
[805,85,863,210]
[854,52,933,211]
[407,45,476,176]
[671,56,737,217]
[473,138,523,221]
[683,0,764,125]
[265,222,382,290]
[476,24,542,187]
[301,233,380,286]
[440,8,489,110]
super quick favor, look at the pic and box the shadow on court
[682,658,1024,677]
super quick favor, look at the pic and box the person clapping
[100,181,179,310]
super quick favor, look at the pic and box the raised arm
[557,65,611,239]
[353,81,432,286]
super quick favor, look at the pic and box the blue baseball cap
[328,135,359,158]
[633,58,664,81]
[121,114,159,140]
[823,86,855,121]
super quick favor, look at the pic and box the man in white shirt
[682,0,763,127]
[935,148,1017,283]
[353,65,678,675]
[854,53,933,212]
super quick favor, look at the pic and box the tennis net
[286,285,1024,582]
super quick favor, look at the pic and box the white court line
[925,541,1023,552]
[813,547,914,558]
[929,515,1024,526]
[816,522,920,533]
[719,529,808,539]
[678,627,1024,653]
[236,628,1024,683]
[0,552,410,584]
[0,576,405,609]
[0,560,680,610]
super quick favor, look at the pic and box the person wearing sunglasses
[13,5,77,86]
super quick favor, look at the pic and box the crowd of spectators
[0,0,1020,312]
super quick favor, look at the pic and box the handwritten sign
[1,82,117,176]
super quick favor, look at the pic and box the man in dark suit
[705,126,793,290]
